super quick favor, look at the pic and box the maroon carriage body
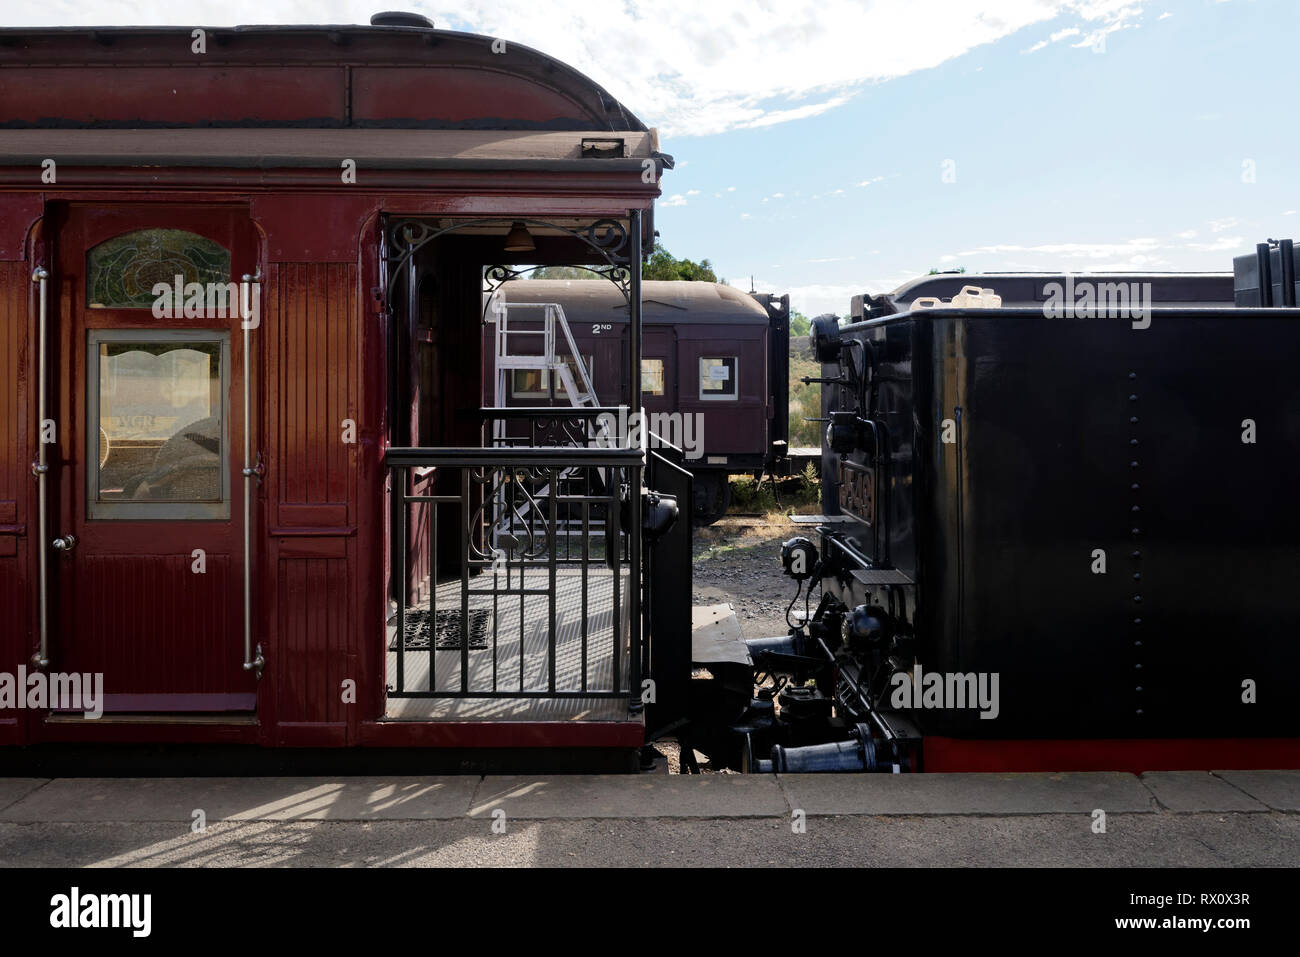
[0,20,665,758]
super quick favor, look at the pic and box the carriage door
[639,328,675,411]
[50,205,258,712]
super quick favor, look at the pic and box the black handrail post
[395,465,407,695]
[547,465,558,694]
[460,467,471,694]
[627,207,644,711]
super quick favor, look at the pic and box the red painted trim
[30,721,262,746]
[58,694,258,713]
[922,737,1300,773]
[276,722,350,748]
[357,720,645,749]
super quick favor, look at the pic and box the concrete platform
[0,779,47,814]
[0,776,480,822]
[0,771,1295,824]
[1,771,1297,867]
[776,772,1156,816]
[470,773,788,819]
[1139,771,1270,813]
[1212,770,1300,811]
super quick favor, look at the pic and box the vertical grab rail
[240,273,265,677]
[30,267,50,670]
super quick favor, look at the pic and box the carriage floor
[383,566,636,722]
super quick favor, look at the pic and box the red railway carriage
[480,279,793,524]
[0,15,684,764]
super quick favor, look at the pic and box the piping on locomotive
[686,264,1300,773]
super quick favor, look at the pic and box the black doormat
[390,609,491,652]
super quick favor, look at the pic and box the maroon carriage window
[699,356,737,400]
[641,358,665,396]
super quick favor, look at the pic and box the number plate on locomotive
[839,460,875,526]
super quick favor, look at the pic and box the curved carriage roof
[500,280,773,325]
[0,22,646,133]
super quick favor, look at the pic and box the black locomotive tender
[680,245,1300,773]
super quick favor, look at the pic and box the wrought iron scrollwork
[479,262,631,325]
[385,216,635,304]
[583,219,628,255]
[467,465,553,562]
[481,262,631,300]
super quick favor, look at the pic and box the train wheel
[692,472,732,526]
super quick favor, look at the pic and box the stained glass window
[86,229,230,309]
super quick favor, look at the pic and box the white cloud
[1184,236,1244,253]
[686,189,701,196]
[944,229,1253,271]
[662,194,689,207]
[1208,217,1239,232]
[429,0,1154,136]
[3,1,1159,136]
[1025,24,1082,52]
[957,238,1164,259]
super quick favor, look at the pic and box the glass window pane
[700,356,737,399]
[641,358,665,396]
[97,341,224,503]
[564,354,594,391]
[512,355,593,399]
[512,369,547,398]
[87,229,231,309]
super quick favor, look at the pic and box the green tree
[526,245,719,282]
[528,265,598,280]
[642,243,717,282]
[788,308,811,338]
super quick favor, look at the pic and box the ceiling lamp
[504,221,535,253]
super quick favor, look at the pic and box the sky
[7,0,1297,316]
